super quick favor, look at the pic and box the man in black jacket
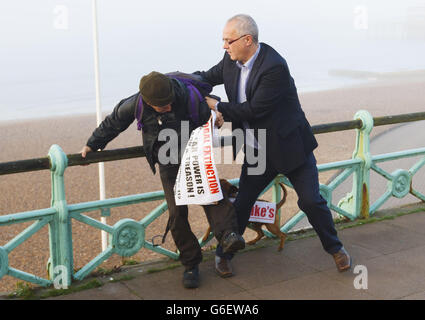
[196,14,352,277]
[80,71,245,288]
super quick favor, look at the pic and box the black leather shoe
[183,266,199,289]
[332,247,352,272]
[221,232,245,254]
[215,256,233,278]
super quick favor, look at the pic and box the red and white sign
[229,198,277,224]
[248,201,276,224]
[174,111,223,205]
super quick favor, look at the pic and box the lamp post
[92,0,108,251]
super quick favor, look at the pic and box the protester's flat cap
[139,71,174,107]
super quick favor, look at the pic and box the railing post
[338,110,373,219]
[47,144,73,288]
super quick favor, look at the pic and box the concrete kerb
[2,201,425,300]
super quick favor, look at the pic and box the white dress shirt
[236,43,261,104]
[237,44,261,149]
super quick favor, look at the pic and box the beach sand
[1,76,425,293]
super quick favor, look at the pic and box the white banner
[174,111,223,205]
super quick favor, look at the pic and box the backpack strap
[184,81,202,126]
[135,93,144,131]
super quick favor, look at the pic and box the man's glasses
[223,34,249,45]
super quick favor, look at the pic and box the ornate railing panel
[1,110,425,287]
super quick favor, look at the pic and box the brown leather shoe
[215,256,234,278]
[332,247,352,272]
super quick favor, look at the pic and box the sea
[1,0,425,122]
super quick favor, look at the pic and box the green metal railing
[1,110,425,288]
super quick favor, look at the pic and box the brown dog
[202,179,288,251]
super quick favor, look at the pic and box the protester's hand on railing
[80,146,93,165]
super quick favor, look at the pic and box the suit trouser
[159,164,238,270]
[216,152,343,259]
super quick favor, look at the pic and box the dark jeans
[159,164,238,270]
[216,152,343,259]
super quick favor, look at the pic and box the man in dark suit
[196,14,352,277]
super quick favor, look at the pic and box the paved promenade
[13,203,422,301]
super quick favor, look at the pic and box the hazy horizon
[1,0,425,121]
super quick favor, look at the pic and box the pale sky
[1,0,424,119]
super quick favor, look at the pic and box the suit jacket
[196,42,318,174]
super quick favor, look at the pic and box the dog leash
[151,218,172,246]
